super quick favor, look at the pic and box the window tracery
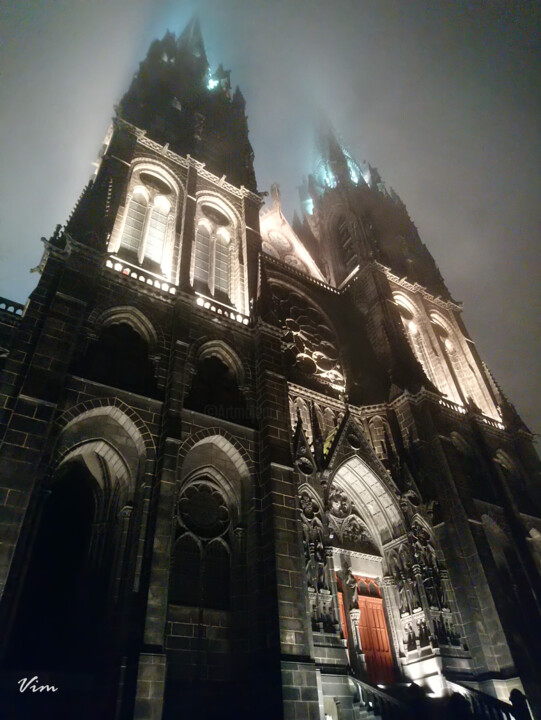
[117,168,177,271]
[270,283,345,392]
[191,198,245,310]
[170,478,232,610]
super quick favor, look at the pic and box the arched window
[170,481,233,611]
[394,294,461,404]
[202,541,230,610]
[193,221,212,286]
[191,202,235,301]
[336,217,357,276]
[368,416,395,460]
[121,186,148,254]
[214,228,231,295]
[430,315,478,407]
[145,194,170,264]
[75,322,158,398]
[185,355,250,426]
[115,168,177,274]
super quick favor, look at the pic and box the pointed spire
[311,119,367,193]
[177,15,208,66]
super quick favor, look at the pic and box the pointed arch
[109,158,184,278]
[332,455,404,547]
[94,305,159,352]
[192,339,246,386]
[190,192,247,313]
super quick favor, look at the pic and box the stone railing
[105,257,177,296]
[0,297,24,316]
[451,682,518,720]
[194,294,250,326]
[348,675,520,720]
[348,676,407,719]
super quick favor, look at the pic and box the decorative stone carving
[329,487,351,519]
[177,481,230,538]
[342,516,369,545]
[299,487,338,632]
[270,283,345,391]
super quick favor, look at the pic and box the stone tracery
[270,283,345,392]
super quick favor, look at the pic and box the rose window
[177,483,230,538]
[270,284,345,391]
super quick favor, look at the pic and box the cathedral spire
[117,18,257,190]
[177,15,208,66]
[309,120,368,198]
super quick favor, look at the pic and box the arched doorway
[5,458,125,719]
[328,455,404,684]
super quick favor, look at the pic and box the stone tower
[0,19,539,720]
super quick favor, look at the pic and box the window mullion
[138,198,154,264]
[209,233,217,295]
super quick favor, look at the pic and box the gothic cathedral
[0,19,540,720]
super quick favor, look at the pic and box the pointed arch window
[170,535,201,606]
[192,203,235,301]
[337,218,357,275]
[145,195,170,264]
[116,169,177,274]
[121,187,148,254]
[193,222,212,286]
[214,228,231,295]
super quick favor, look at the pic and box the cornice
[116,118,264,207]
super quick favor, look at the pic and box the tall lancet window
[112,167,179,278]
[191,201,237,303]
[214,228,230,295]
[121,187,149,254]
[193,222,212,287]
[145,195,170,264]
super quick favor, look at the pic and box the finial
[270,183,281,209]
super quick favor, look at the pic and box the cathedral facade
[0,20,540,720]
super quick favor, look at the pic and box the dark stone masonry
[0,18,539,720]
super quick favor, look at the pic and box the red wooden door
[336,574,394,684]
[357,595,394,684]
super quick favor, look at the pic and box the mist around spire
[117,16,257,190]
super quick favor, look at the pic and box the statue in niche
[343,564,359,611]
[423,570,439,609]
[434,571,448,610]
[417,618,430,647]
[405,622,417,651]
[299,490,316,520]
[306,556,318,592]
[410,519,450,610]
[409,571,422,611]
[315,540,329,592]
[393,567,409,616]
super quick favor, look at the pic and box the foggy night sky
[1,0,540,439]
